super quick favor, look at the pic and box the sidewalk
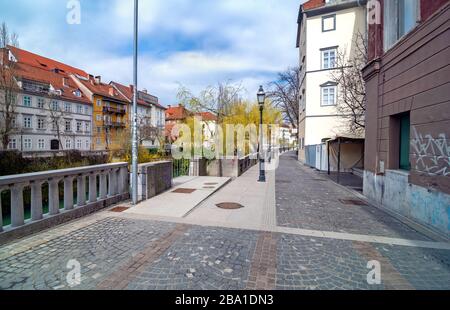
[125,176,231,218]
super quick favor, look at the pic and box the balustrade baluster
[108,169,118,197]
[89,173,97,203]
[31,181,44,221]
[64,177,75,211]
[11,183,26,227]
[77,175,86,207]
[99,172,108,200]
[48,179,60,216]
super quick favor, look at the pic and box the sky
[0,0,303,106]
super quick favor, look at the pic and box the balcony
[104,121,126,128]
[103,106,126,115]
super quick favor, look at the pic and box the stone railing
[238,154,258,176]
[0,163,129,242]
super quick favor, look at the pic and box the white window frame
[321,47,337,70]
[77,105,83,114]
[23,96,32,107]
[321,84,337,107]
[24,138,32,150]
[52,100,59,111]
[64,102,72,113]
[76,121,82,132]
[37,98,45,109]
[37,118,46,130]
[23,115,32,129]
[76,139,82,149]
[65,120,72,132]
[384,0,420,51]
[8,138,17,150]
[38,139,45,150]
[65,139,72,149]
[96,99,102,107]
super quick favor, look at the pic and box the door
[51,139,60,150]
[399,113,411,170]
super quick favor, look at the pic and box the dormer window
[74,90,82,97]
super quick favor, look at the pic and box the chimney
[142,89,148,94]
[95,76,101,84]
[109,87,115,97]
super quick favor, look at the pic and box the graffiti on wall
[411,126,450,176]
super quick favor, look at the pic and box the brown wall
[363,4,450,194]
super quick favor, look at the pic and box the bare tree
[46,99,72,151]
[330,32,367,135]
[267,66,300,130]
[0,22,20,150]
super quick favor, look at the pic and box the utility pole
[131,0,139,205]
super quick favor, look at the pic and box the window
[64,102,72,113]
[11,116,16,128]
[97,127,102,134]
[96,99,102,107]
[321,83,337,106]
[76,140,82,149]
[321,47,337,69]
[38,139,45,150]
[77,105,83,114]
[23,116,32,129]
[74,90,82,97]
[52,100,59,111]
[384,0,419,50]
[85,122,91,133]
[322,14,336,32]
[24,138,32,150]
[84,106,89,115]
[85,140,90,149]
[8,139,17,150]
[65,139,72,149]
[37,98,45,109]
[65,120,72,132]
[23,96,32,107]
[96,138,101,145]
[76,121,82,132]
[37,118,46,130]
[96,115,102,121]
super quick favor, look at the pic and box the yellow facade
[92,95,129,151]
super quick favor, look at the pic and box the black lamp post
[257,86,266,182]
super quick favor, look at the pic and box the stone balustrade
[0,163,129,241]
[137,161,173,202]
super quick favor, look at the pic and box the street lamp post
[131,0,139,205]
[257,86,266,183]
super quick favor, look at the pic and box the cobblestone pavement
[0,152,449,290]
[276,152,430,241]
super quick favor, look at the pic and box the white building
[296,0,366,167]
[1,46,93,154]
[111,82,166,150]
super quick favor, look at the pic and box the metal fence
[172,159,190,178]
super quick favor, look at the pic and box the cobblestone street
[1,152,449,290]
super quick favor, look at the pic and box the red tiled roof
[195,112,217,121]
[13,62,91,104]
[303,0,325,11]
[7,45,88,78]
[79,76,128,103]
[165,105,192,121]
[110,81,166,110]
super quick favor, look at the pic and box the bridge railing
[0,163,129,234]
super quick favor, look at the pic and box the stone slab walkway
[125,176,231,218]
[1,152,449,290]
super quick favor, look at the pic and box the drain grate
[216,202,244,210]
[172,188,197,194]
[339,199,369,206]
[110,206,130,213]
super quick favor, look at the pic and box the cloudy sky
[1,0,303,106]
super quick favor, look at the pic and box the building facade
[0,46,92,154]
[111,81,166,150]
[363,0,450,236]
[72,75,129,151]
[296,0,366,169]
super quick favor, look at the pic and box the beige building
[296,0,366,169]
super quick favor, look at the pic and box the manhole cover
[172,188,197,194]
[110,206,130,213]
[216,203,244,210]
[339,199,368,206]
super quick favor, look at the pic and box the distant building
[71,75,129,151]
[111,82,166,150]
[363,0,450,236]
[0,46,93,153]
[296,0,366,170]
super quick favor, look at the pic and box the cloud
[1,0,303,105]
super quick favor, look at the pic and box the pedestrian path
[125,176,231,218]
